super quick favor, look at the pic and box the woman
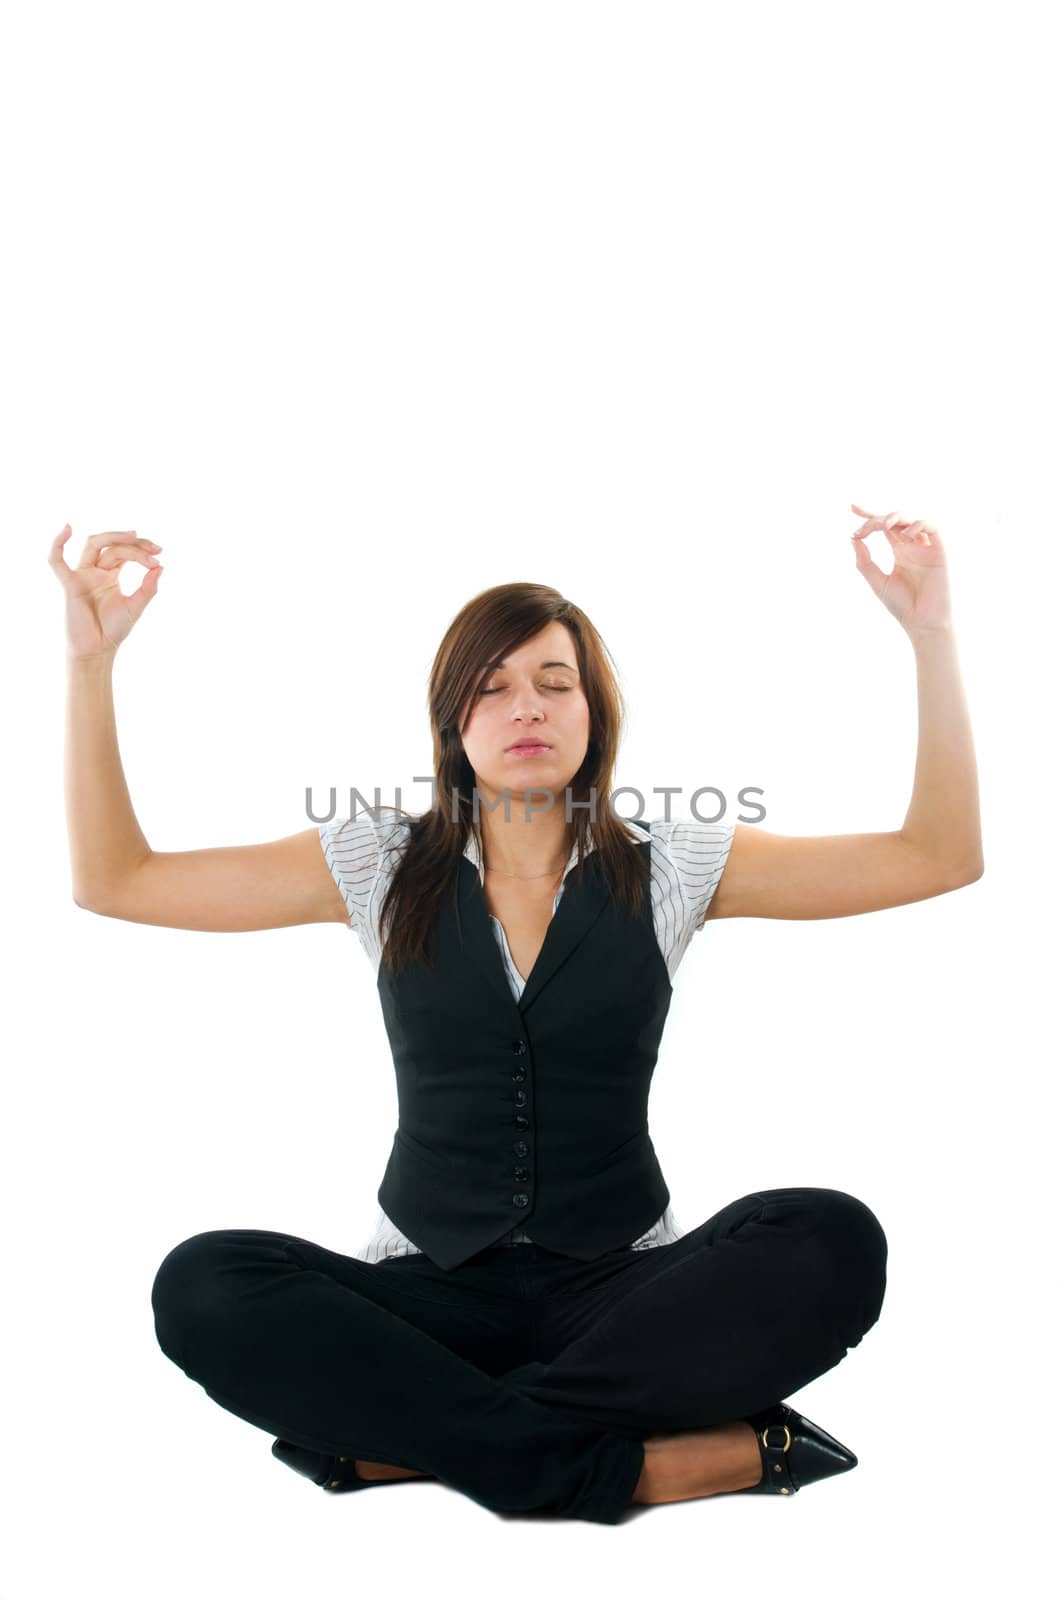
[50,505,982,1525]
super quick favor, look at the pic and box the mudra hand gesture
[850,503,951,637]
[48,524,164,659]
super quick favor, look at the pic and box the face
[458,621,591,807]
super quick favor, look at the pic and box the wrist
[67,647,117,672]
[905,620,955,647]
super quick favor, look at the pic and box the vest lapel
[456,853,614,1015]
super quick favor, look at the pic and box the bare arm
[708,506,983,922]
[55,524,348,931]
[707,819,979,922]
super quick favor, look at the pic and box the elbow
[73,890,115,917]
[945,855,984,891]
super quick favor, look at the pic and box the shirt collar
[464,816,648,887]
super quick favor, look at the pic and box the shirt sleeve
[318,806,411,967]
[318,809,383,941]
[665,817,736,939]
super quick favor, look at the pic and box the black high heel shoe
[271,1438,437,1493]
[735,1402,858,1495]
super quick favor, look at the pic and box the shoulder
[318,806,414,926]
[654,813,735,845]
[319,805,412,858]
[637,815,736,865]
[639,816,736,931]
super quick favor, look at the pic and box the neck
[475,808,572,881]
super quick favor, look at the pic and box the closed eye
[480,686,571,695]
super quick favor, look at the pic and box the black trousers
[151,1185,887,1525]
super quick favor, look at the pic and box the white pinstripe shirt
[320,809,734,1263]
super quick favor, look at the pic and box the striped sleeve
[318,809,380,938]
[318,807,411,966]
[664,817,735,939]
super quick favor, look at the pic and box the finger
[897,519,939,540]
[48,523,75,586]
[123,563,164,624]
[858,510,902,533]
[854,509,907,538]
[76,531,156,569]
[893,519,936,545]
[851,544,890,604]
[97,544,162,572]
[885,512,926,543]
[853,505,939,545]
[851,534,888,590]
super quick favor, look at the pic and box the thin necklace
[480,833,570,880]
[484,859,568,881]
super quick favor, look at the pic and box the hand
[48,524,164,659]
[850,503,952,636]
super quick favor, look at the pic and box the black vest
[375,819,674,1271]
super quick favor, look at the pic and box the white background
[2,1,1057,1595]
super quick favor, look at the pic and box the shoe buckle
[760,1422,792,1453]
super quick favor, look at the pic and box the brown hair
[377,581,648,975]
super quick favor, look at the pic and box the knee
[805,1188,888,1334]
[151,1230,240,1367]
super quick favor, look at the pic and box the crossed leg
[503,1186,889,1505]
[151,1187,886,1520]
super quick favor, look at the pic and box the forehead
[488,622,577,671]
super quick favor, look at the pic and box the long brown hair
[377,581,648,976]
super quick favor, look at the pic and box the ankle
[633,1421,762,1505]
[353,1458,429,1481]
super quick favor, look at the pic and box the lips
[506,741,551,752]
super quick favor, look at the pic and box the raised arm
[52,525,347,932]
[707,505,984,922]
